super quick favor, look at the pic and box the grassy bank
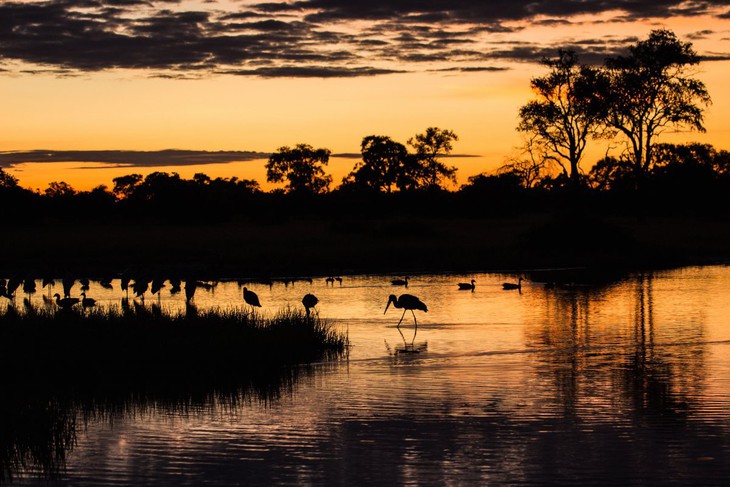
[0,305,348,378]
[1,213,729,277]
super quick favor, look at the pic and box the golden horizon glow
[1,4,729,191]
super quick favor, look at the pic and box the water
[5,266,730,485]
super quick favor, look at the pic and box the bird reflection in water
[386,326,428,355]
[384,293,428,354]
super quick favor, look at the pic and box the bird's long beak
[384,300,391,314]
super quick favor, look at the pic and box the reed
[0,304,348,379]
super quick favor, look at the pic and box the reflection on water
[5,266,730,485]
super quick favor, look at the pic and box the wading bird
[23,277,36,299]
[121,274,131,298]
[335,277,343,286]
[391,276,409,287]
[62,277,75,298]
[458,279,476,291]
[169,277,182,295]
[384,294,427,328]
[302,293,319,316]
[54,293,79,310]
[243,287,261,310]
[185,279,197,303]
[325,277,335,286]
[80,292,96,308]
[6,276,22,299]
[132,278,150,300]
[502,277,524,290]
[151,277,165,298]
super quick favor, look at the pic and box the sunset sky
[2,0,730,190]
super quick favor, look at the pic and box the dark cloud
[0,150,268,169]
[218,66,404,78]
[0,1,726,78]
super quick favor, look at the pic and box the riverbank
[2,213,728,277]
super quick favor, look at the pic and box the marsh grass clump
[0,303,348,379]
[0,303,347,484]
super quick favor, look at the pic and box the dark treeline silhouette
[1,30,728,275]
[2,139,729,224]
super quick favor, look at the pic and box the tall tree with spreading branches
[518,50,606,186]
[603,29,711,186]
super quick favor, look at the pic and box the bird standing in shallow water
[185,279,197,303]
[243,287,261,310]
[458,279,476,291]
[302,293,319,317]
[503,277,524,290]
[384,294,427,328]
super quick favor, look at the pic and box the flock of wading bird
[0,274,526,325]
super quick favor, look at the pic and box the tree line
[0,29,727,221]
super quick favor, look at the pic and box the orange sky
[1,1,729,190]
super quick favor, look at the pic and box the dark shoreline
[2,213,729,279]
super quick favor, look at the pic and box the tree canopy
[604,29,711,184]
[266,144,332,194]
[517,50,606,185]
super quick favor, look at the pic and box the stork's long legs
[411,309,418,328]
[397,309,407,327]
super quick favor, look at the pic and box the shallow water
[6,266,730,485]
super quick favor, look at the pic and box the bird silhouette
[132,278,149,300]
[502,277,524,290]
[80,292,96,308]
[302,293,319,317]
[184,279,197,303]
[6,276,22,299]
[169,277,182,295]
[54,293,79,310]
[23,277,36,298]
[325,277,335,286]
[391,276,409,287]
[150,277,165,297]
[458,279,476,291]
[120,274,131,298]
[62,277,75,298]
[243,287,261,310]
[335,277,343,286]
[384,294,427,328]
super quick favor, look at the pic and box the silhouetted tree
[44,181,76,198]
[407,127,458,188]
[588,156,635,191]
[518,50,606,185]
[343,136,410,193]
[498,139,556,188]
[266,144,332,194]
[603,30,711,186]
[0,168,18,189]
[112,174,143,199]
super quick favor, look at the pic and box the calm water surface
[7,266,730,485]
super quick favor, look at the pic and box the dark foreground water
[4,266,730,485]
